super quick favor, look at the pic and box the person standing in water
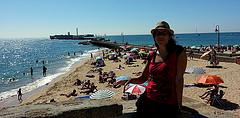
[43,66,47,77]
[68,52,70,56]
[17,88,23,102]
[91,53,93,58]
[30,67,33,76]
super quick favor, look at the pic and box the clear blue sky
[0,0,240,38]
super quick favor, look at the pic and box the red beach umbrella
[197,74,224,85]
[125,84,146,94]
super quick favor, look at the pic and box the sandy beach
[20,50,145,105]
[1,49,240,117]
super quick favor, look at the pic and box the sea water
[0,39,100,100]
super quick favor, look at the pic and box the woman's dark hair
[153,33,177,54]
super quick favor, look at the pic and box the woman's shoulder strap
[147,50,156,62]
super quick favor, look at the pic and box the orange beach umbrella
[197,74,224,85]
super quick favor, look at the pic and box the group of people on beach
[98,70,118,87]
[186,44,240,54]
[73,79,98,95]
[187,45,220,66]
[15,51,84,103]
[60,79,98,99]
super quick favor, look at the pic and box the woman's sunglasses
[154,31,169,37]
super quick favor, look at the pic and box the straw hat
[151,21,174,35]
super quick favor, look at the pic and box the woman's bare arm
[176,50,187,107]
[125,59,150,85]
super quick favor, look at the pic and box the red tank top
[146,51,178,104]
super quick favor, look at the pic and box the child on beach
[17,88,23,103]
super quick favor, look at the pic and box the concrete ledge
[0,99,123,118]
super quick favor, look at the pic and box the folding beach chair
[209,90,225,108]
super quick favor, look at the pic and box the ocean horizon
[107,32,240,46]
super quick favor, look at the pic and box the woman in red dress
[121,21,187,117]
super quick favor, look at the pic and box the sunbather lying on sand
[107,78,116,86]
[116,64,125,70]
[132,72,142,76]
[80,83,98,94]
[86,74,95,78]
[60,89,77,98]
[128,65,139,67]
[74,79,83,86]
[108,71,116,79]
[81,80,91,90]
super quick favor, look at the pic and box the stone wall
[0,99,123,118]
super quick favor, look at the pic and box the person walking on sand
[209,46,217,66]
[118,21,187,117]
[17,88,23,102]
[30,67,33,76]
[102,50,105,57]
[43,66,47,77]
[91,53,93,58]
[189,48,194,60]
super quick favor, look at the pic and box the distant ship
[50,34,96,40]
[50,28,97,40]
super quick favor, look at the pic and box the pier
[89,40,240,64]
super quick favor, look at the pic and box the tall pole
[76,28,78,36]
[215,25,220,52]
[121,32,124,44]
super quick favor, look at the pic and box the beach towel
[185,67,205,74]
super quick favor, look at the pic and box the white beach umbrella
[90,90,115,100]
[125,84,146,94]
[200,50,211,59]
